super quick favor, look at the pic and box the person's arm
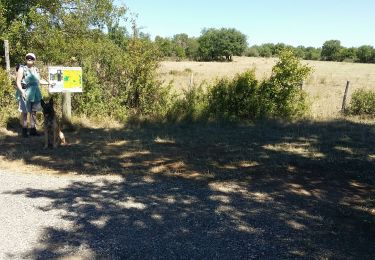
[40,78,56,89]
[16,67,27,100]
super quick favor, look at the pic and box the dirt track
[0,122,374,259]
[1,167,374,259]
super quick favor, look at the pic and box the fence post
[4,40,10,77]
[62,92,72,126]
[341,81,350,112]
[189,72,194,88]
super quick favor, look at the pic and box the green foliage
[169,50,312,122]
[258,45,273,58]
[0,0,170,122]
[198,28,247,61]
[167,84,209,122]
[185,37,200,60]
[248,44,321,61]
[121,39,173,116]
[0,68,17,126]
[304,47,321,60]
[154,34,199,60]
[259,50,311,118]
[152,29,375,65]
[245,46,260,57]
[356,45,375,63]
[348,89,375,116]
[206,71,260,120]
[321,40,343,61]
[340,47,357,62]
[293,46,306,59]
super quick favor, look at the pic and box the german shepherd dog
[41,98,66,149]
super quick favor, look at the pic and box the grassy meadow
[158,56,375,119]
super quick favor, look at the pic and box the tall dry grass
[158,57,375,119]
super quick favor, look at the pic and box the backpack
[17,64,28,89]
[17,64,40,89]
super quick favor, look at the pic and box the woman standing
[15,53,48,137]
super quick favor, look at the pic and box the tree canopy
[197,28,247,61]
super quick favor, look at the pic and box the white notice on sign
[48,67,83,93]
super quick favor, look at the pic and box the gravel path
[1,169,373,259]
[0,170,120,259]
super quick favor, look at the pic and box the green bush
[348,89,375,116]
[207,70,260,120]
[260,50,312,118]
[0,68,17,126]
[168,50,312,122]
[167,83,209,122]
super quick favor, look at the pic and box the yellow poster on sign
[63,70,82,89]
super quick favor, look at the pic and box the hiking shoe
[22,128,28,138]
[29,128,41,136]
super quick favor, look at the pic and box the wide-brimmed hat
[25,53,36,60]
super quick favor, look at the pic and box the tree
[172,34,189,60]
[185,37,199,60]
[356,45,374,63]
[245,46,260,57]
[258,44,273,57]
[198,28,247,61]
[304,47,321,60]
[274,43,286,55]
[340,47,357,62]
[155,36,174,57]
[321,40,343,61]
[293,46,306,59]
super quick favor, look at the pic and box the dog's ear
[41,99,45,108]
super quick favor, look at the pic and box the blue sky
[117,0,375,47]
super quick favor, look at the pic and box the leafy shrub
[167,83,209,122]
[259,50,312,118]
[348,89,375,116]
[206,70,260,120]
[0,68,17,126]
[245,47,260,57]
[168,50,312,122]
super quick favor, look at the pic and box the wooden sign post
[4,40,10,77]
[48,67,82,127]
[62,92,72,125]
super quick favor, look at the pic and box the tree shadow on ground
[1,119,374,258]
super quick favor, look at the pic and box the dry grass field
[158,56,375,119]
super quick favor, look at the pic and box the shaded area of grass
[1,119,374,258]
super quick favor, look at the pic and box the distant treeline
[153,31,375,64]
[246,40,375,63]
